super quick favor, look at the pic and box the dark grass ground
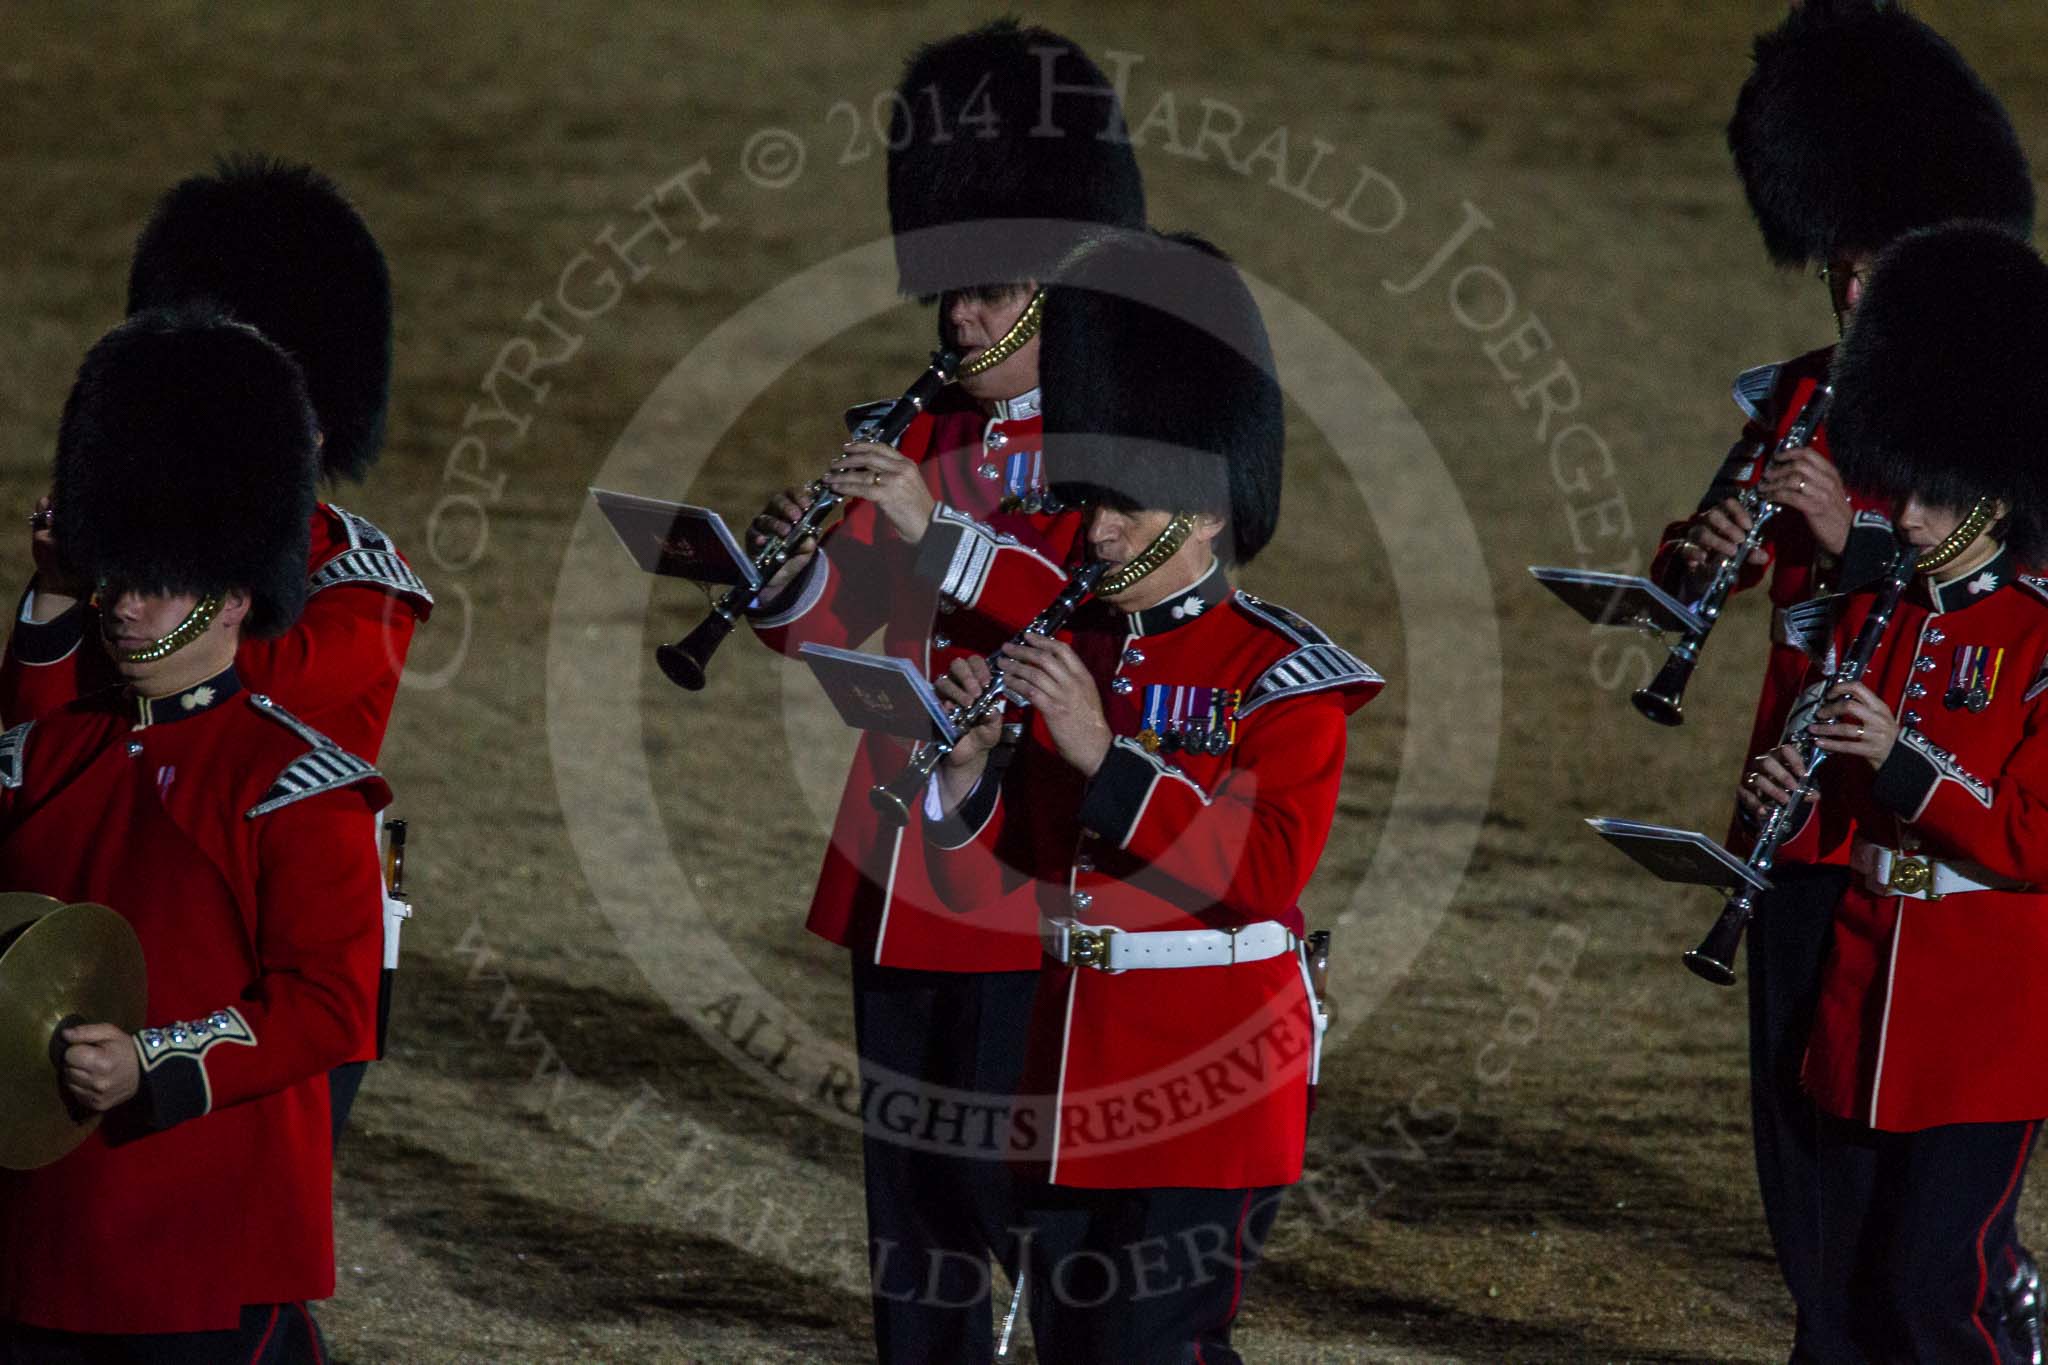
[6,4,2048,1360]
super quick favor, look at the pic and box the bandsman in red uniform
[0,309,386,1362]
[738,23,1145,1363]
[1743,223,2048,1364]
[923,231,1379,1364]
[1650,5,2036,1346]
[0,158,432,1136]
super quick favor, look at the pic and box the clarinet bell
[1683,898,1749,987]
[868,783,915,827]
[1631,649,1696,727]
[1631,685,1684,728]
[657,611,736,691]
[1682,945,1739,987]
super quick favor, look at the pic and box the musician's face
[1896,494,2006,573]
[99,585,247,692]
[1822,250,1874,325]
[1087,505,1226,610]
[942,283,1039,404]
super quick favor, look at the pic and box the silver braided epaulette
[244,694,384,818]
[315,506,434,606]
[1241,644,1383,718]
[0,721,30,790]
[1731,361,1784,424]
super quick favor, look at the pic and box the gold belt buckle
[1886,854,1938,898]
[1069,925,1116,969]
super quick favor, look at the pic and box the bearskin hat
[127,156,392,482]
[1728,0,2033,267]
[1042,230,1283,565]
[1829,222,2048,562]
[55,308,317,637]
[888,20,1147,298]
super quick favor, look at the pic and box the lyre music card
[1529,567,1706,636]
[590,488,760,589]
[798,644,960,744]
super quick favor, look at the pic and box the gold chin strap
[1097,513,1197,597]
[957,290,1044,378]
[107,592,226,665]
[1914,498,1995,573]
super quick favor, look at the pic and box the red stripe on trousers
[1973,1120,2039,1364]
[246,1305,280,1365]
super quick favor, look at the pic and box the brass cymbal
[0,892,61,948]
[0,902,147,1171]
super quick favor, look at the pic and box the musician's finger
[1826,681,1884,711]
[1761,746,1806,781]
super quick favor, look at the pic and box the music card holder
[590,488,761,590]
[1528,567,1705,637]
[1586,818,1773,894]
[799,644,961,745]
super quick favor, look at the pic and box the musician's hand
[999,634,1112,776]
[825,441,934,544]
[26,491,83,619]
[1760,447,1851,556]
[1676,496,1765,596]
[60,1022,139,1112]
[1738,743,1809,819]
[931,655,1004,816]
[1810,680,1900,769]
[750,486,818,595]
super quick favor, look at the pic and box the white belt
[1041,917,1298,972]
[1850,839,2026,901]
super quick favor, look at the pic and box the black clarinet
[1684,541,1915,984]
[1634,384,1833,726]
[869,560,1109,826]
[657,348,962,691]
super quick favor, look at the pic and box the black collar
[1124,560,1230,638]
[128,666,241,730]
[1922,545,2013,615]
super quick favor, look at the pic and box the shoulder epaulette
[0,721,31,790]
[243,694,383,818]
[2017,573,2048,608]
[311,505,433,607]
[1231,595,1383,716]
[1732,362,1783,424]
[1231,593,1333,648]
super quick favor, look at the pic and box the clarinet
[868,560,1109,826]
[1634,384,1834,726]
[1684,541,1915,984]
[656,348,962,691]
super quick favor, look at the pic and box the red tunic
[1650,348,1894,830]
[0,671,387,1333]
[1772,551,2048,1130]
[748,387,1085,970]
[923,569,1380,1188]
[0,503,432,761]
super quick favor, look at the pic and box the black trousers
[850,958,1038,1365]
[327,1062,368,1145]
[1746,866,1845,1351]
[1803,1115,2041,1364]
[1021,1183,1285,1365]
[1,1303,327,1365]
